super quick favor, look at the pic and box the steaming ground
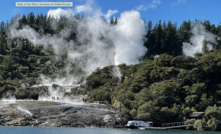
[6,2,219,105]
[0,99,118,127]
[182,22,218,57]
[7,2,147,86]
[0,93,116,126]
[0,95,85,117]
[1,90,85,106]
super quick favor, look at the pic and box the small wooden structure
[188,112,204,120]
[162,121,187,127]
[140,127,168,130]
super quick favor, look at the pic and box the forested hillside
[1,12,221,130]
[83,52,221,130]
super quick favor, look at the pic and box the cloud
[75,3,93,13]
[172,0,186,7]
[47,0,94,19]
[135,0,161,11]
[10,8,22,16]
[149,0,161,9]
[136,5,148,11]
[47,0,118,21]
[103,10,118,20]
[47,8,73,19]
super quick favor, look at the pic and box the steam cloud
[17,106,32,116]
[183,22,217,57]
[7,2,147,86]
[112,66,122,83]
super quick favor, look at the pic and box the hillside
[82,51,221,129]
[0,13,221,130]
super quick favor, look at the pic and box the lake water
[0,127,221,134]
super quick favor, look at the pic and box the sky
[1,0,221,27]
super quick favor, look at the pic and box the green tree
[202,39,209,53]
[177,20,191,43]
[165,21,181,56]
[19,14,28,28]
[27,12,35,25]
[203,20,211,32]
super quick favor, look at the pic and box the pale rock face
[104,115,112,122]
[0,100,118,127]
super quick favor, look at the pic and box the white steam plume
[7,3,147,86]
[17,106,32,116]
[113,10,147,65]
[112,66,122,83]
[183,23,217,57]
[103,10,118,20]
[153,55,159,58]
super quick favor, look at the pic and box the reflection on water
[0,127,220,134]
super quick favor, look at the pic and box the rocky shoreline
[0,100,120,128]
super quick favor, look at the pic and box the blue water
[0,127,220,134]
